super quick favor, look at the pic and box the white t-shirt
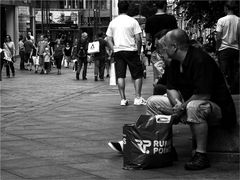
[216,15,239,51]
[106,14,142,52]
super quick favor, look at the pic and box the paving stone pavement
[1,61,239,180]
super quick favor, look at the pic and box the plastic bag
[109,62,116,86]
[123,115,174,170]
[87,41,100,54]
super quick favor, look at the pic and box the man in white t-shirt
[216,1,240,94]
[106,1,146,106]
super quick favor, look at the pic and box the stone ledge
[208,152,240,162]
[207,95,239,162]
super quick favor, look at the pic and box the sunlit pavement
[1,60,239,179]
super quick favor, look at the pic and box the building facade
[31,0,117,43]
[0,0,31,51]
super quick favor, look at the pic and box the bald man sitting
[146,29,236,170]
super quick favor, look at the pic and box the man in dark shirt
[145,1,178,52]
[146,29,236,170]
[24,35,34,71]
[145,0,178,85]
[76,32,89,80]
[93,31,110,81]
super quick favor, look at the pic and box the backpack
[78,46,86,57]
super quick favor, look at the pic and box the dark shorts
[39,55,44,66]
[114,51,143,80]
[25,52,32,63]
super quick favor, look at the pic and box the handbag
[87,41,100,54]
[123,114,174,170]
[3,43,15,62]
[109,62,116,86]
[61,56,68,67]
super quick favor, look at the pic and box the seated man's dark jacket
[167,46,236,128]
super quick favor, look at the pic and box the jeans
[218,48,239,94]
[19,51,25,70]
[55,56,63,69]
[94,56,105,79]
[5,61,15,77]
[76,57,88,79]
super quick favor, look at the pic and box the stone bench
[207,95,239,162]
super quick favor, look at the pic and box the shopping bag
[123,115,174,170]
[32,56,39,65]
[109,62,116,86]
[64,58,68,67]
[87,41,100,54]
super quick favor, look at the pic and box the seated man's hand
[172,99,186,124]
[172,109,186,124]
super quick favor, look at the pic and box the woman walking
[63,42,72,68]
[18,35,26,70]
[3,35,16,77]
[53,39,64,75]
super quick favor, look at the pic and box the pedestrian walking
[0,47,7,80]
[31,43,39,73]
[3,35,16,78]
[145,0,177,86]
[145,42,152,66]
[106,1,146,106]
[53,39,64,75]
[43,46,51,74]
[76,32,89,80]
[71,38,78,71]
[93,31,110,81]
[104,36,112,78]
[18,35,26,70]
[63,42,72,68]
[24,35,34,71]
[216,0,240,94]
[37,35,49,74]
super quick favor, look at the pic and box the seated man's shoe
[120,99,129,106]
[185,152,210,170]
[134,97,147,105]
[108,141,123,153]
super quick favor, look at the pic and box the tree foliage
[126,0,239,29]
[176,0,239,28]
[127,1,158,18]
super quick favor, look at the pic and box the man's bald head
[165,29,190,50]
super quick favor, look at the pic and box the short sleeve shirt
[106,14,142,52]
[24,40,34,54]
[145,14,178,51]
[94,38,108,58]
[167,46,236,125]
[38,41,48,55]
[216,15,239,51]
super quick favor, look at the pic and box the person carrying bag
[3,35,16,77]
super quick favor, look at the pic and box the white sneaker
[134,97,147,105]
[120,99,129,106]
